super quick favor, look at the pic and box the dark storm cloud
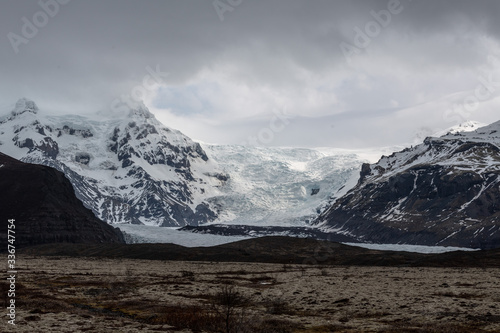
[1,0,499,147]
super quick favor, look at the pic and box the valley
[2,98,500,249]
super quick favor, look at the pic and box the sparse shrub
[211,284,250,333]
[297,324,350,332]
[154,305,219,331]
[386,322,486,333]
[253,318,300,333]
[263,296,292,315]
[433,291,483,299]
[124,266,134,282]
[181,270,195,281]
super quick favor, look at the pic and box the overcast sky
[1,0,500,148]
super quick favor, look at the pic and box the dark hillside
[19,236,500,268]
[0,152,124,247]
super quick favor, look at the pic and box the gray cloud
[1,0,500,147]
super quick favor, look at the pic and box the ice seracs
[201,144,364,227]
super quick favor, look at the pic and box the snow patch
[342,242,479,253]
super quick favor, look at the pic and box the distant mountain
[0,152,124,247]
[314,120,500,249]
[0,98,225,227]
[0,98,371,229]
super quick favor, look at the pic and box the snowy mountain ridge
[2,98,498,248]
[365,120,500,182]
[314,120,500,249]
[0,98,225,226]
[0,98,374,228]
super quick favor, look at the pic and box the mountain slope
[314,120,500,249]
[0,152,124,247]
[0,98,225,227]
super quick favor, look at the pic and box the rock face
[314,121,500,249]
[0,98,225,227]
[0,152,124,247]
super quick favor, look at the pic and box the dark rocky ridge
[314,122,500,250]
[179,224,359,243]
[0,152,125,247]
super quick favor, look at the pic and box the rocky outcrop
[0,152,125,248]
[314,121,500,249]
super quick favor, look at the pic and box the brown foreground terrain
[2,252,500,332]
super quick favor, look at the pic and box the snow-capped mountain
[314,120,500,249]
[431,120,487,137]
[0,98,225,227]
[0,98,372,229]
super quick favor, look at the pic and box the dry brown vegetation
[1,256,500,332]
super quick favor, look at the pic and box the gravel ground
[2,256,500,332]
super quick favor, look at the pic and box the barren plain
[2,255,500,333]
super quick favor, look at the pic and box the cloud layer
[1,0,500,147]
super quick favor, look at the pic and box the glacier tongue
[202,144,365,227]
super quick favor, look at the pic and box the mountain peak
[12,98,39,116]
[446,120,485,134]
[430,120,486,138]
[128,103,155,120]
